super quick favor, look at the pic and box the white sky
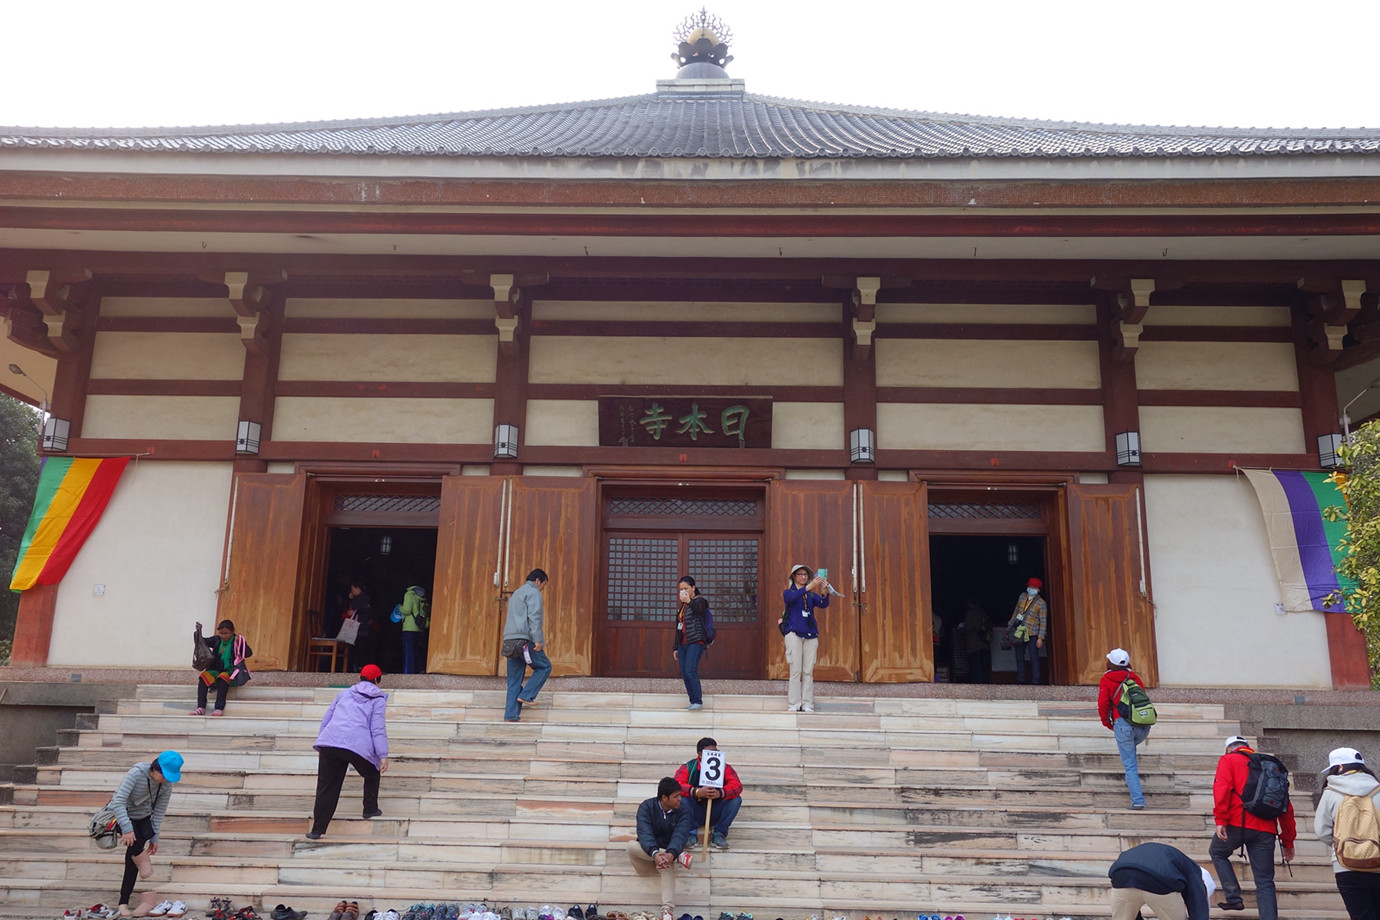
[2,0,1377,131]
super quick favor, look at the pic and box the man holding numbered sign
[675,737,743,851]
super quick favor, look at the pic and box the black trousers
[1209,826,1279,920]
[1338,870,1380,920]
[311,746,381,836]
[119,815,154,905]
[196,676,230,711]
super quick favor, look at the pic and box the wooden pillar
[1292,303,1370,687]
[491,280,531,477]
[233,298,284,475]
[843,284,878,481]
[11,288,101,666]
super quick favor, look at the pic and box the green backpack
[1117,677,1157,726]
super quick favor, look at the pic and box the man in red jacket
[1209,735,1296,918]
[674,737,743,850]
[1097,647,1150,810]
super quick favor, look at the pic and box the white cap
[1330,747,1366,770]
[1224,735,1250,752]
[1106,648,1130,667]
[1201,866,1216,899]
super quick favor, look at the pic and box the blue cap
[156,750,183,783]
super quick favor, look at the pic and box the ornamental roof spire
[670,8,734,78]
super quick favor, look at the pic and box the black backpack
[1237,751,1291,820]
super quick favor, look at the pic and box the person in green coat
[399,585,428,674]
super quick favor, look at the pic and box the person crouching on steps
[627,776,697,920]
[1098,647,1150,810]
[307,664,389,839]
[110,750,182,917]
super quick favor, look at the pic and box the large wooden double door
[599,492,763,678]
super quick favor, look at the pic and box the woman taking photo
[1315,746,1380,919]
[189,619,251,716]
[781,564,829,712]
[672,575,711,711]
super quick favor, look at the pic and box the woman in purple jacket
[306,664,389,839]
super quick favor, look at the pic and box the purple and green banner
[1243,468,1355,613]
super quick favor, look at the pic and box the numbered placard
[699,749,726,789]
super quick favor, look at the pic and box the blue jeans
[505,646,552,721]
[677,643,705,704]
[689,794,741,838]
[402,632,422,674]
[1113,717,1151,806]
[1210,825,1279,919]
[1014,638,1040,684]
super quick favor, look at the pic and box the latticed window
[333,494,442,514]
[606,537,680,622]
[928,502,1042,520]
[605,535,760,624]
[608,497,757,517]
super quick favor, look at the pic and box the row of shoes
[207,907,263,920]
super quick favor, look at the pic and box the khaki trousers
[1110,887,1187,920]
[784,633,818,708]
[625,839,678,909]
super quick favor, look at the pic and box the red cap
[360,664,383,681]
[1027,577,1043,589]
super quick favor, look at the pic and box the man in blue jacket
[1108,841,1213,920]
[627,777,697,920]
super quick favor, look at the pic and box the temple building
[3,12,1378,688]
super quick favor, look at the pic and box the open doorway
[929,534,1047,684]
[324,527,438,674]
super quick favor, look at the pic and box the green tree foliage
[1325,421,1380,686]
[0,394,41,651]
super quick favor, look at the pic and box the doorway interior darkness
[929,534,1047,685]
[324,527,438,674]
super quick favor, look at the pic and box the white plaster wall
[277,334,496,381]
[1140,406,1305,453]
[48,461,233,667]
[878,403,1105,451]
[784,469,846,480]
[525,399,599,446]
[876,339,1101,389]
[1144,474,1332,687]
[101,297,227,318]
[772,402,845,449]
[284,298,492,319]
[273,397,492,443]
[82,395,241,440]
[529,336,843,386]
[91,331,246,380]
[520,466,583,477]
[1143,305,1291,327]
[877,303,1096,325]
[532,301,840,323]
[1135,342,1299,391]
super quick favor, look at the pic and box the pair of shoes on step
[144,902,187,918]
[329,901,361,920]
[187,708,224,716]
[271,906,308,920]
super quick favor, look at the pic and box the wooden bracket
[25,269,91,353]
[1301,278,1367,364]
[2,295,57,356]
[490,273,534,357]
[224,270,285,355]
[1098,278,1155,363]
[847,276,882,360]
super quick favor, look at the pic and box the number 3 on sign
[699,749,725,789]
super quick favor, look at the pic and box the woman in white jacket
[1315,746,1380,920]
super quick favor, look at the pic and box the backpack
[703,604,716,645]
[1334,790,1380,872]
[1237,751,1291,821]
[1116,677,1157,726]
[88,802,120,849]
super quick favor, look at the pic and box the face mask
[1026,587,1038,597]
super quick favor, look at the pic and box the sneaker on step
[660,910,673,920]
[165,904,187,919]
[687,703,702,710]
[787,703,800,712]
[710,831,729,849]
[146,901,173,916]
[802,703,815,712]
[678,850,693,868]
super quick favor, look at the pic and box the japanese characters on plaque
[597,397,773,449]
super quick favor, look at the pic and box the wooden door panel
[601,533,680,677]
[764,480,856,681]
[507,477,598,677]
[428,476,506,675]
[217,473,307,671]
[861,480,931,683]
[1066,482,1157,686]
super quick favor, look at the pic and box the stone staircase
[0,685,1348,919]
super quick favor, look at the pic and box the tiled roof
[3,91,1379,160]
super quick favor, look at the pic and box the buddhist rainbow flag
[1243,468,1355,613]
[9,457,130,592]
